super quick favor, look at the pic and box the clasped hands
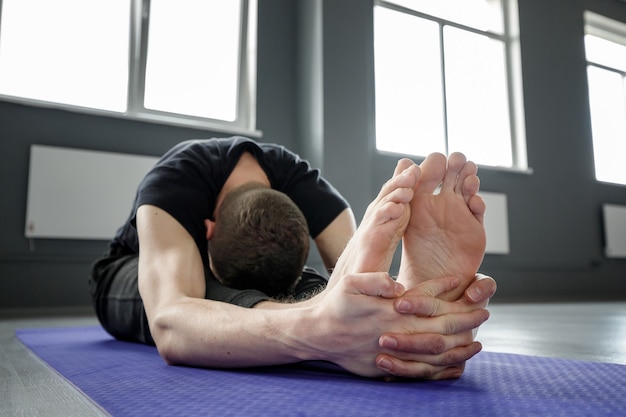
[310,272,496,380]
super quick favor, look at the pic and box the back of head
[209,184,310,297]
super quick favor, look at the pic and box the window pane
[374,7,446,156]
[0,0,130,111]
[584,35,626,72]
[587,66,626,185]
[144,0,241,121]
[387,0,504,34]
[444,26,513,167]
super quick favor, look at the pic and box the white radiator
[603,204,626,258]
[25,145,158,240]
[481,191,510,255]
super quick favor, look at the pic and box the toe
[372,162,419,215]
[461,174,480,204]
[455,160,478,196]
[416,153,447,194]
[468,195,486,224]
[441,152,466,193]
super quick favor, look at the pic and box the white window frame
[373,0,528,172]
[584,11,626,186]
[0,0,259,136]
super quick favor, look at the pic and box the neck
[214,152,270,217]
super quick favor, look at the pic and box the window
[584,11,626,186]
[0,0,257,134]
[373,0,527,170]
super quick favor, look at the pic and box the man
[90,136,494,379]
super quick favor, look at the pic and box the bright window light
[0,0,256,133]
[374,0,523,169]
[374,8,446,156]
[585,35,626,72]
[444,26,512,167]
[584,12,626,186]
[587,66,626,185]
[144,0,241,121]
[0,0,130,112]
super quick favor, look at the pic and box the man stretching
[90,137,494,379]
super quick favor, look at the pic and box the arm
[313,208,356,271]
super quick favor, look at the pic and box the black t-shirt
[108,137,349,304]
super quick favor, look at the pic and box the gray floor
[1,302,626,417]
[1,308,104,417]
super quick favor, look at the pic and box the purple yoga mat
[16,326,626,417]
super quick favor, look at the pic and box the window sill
[0,94,263,138]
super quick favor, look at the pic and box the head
[208,183,310,297]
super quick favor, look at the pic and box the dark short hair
[208,183,310,297]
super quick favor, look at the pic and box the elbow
[157,344,178,366]
[160,353,179,366]
[150,312,181,366]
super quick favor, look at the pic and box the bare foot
[329,159,420,286]
[397,152,486,301]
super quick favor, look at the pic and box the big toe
[416,152,447,194]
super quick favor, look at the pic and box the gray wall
[1,0,625,309]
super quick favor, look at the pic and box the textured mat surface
[16,326,626,417]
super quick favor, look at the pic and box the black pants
[89,254,155,345]
[89,253,328,345]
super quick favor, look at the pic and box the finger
[375,342,482,379]
[394,276,463,316]
[405,275,462,299]
[385,365,466,381]
[464,274,497,304]
[395,295,447,317]
[410,341,483,367]
[342,272,405,299]
[428,364,466,380]
[397,278,496,317]
[379,330,476,355]
[419,309,490,335]
[375,355,447,380]
[428,362,467,381]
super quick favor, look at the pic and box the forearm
[150,297,316,368]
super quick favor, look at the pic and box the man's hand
[306,273,490,379]
[395,273,497,314]
[375,274,496,379]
